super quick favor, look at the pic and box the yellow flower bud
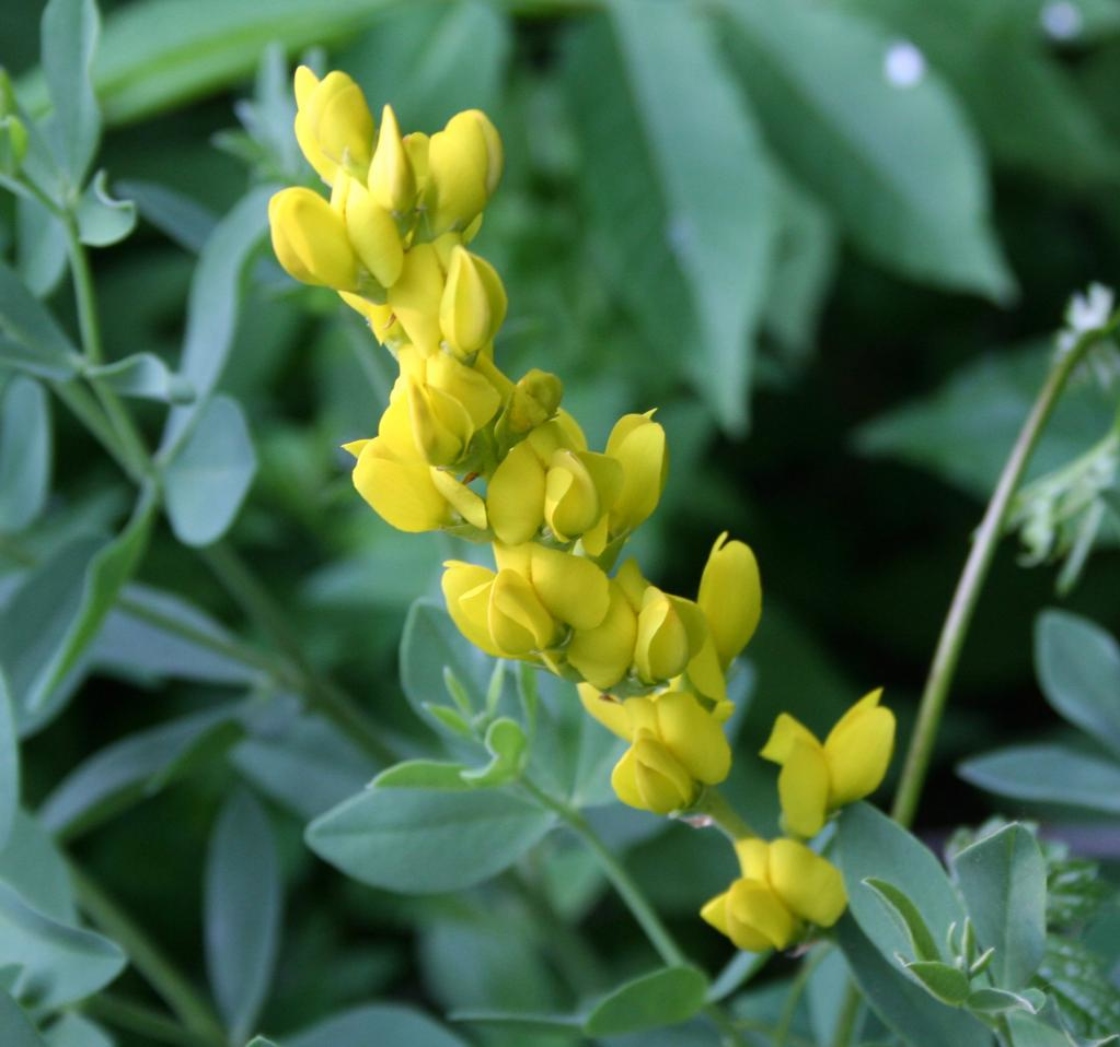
[426,110,499,233]
[404,351,501,467]
[606,412,668,536]
[701,878,797,952]
[334,175,404,289]
[488,443,547,546]
[768,838,847,929]
[521,544,610,631]
[505,370,563,436]
[339,293,402,345]
[567,581,638,691]
[698,532,762,669]
[430,470,487,531]
[347,436,452,533]
[442,562,502,658]
[653,690,731,785]
[368,104,416,214]
[760,689,895,838]
[439,246,508,357]
[293,66,374,184]
[544,450,622,544]
[489,569,562,656]
[612,732,696,815]
[387,243,445,356]
[269,187,360,291]
[634,589,706,684]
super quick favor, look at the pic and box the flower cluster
[270,66,895,956]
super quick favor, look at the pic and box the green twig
[83,995,223,1047]
[890,323,1117,828]
[689,787,757,842]
[68,862,226,1046]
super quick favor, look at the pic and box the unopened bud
[269,187,359,291]
[506,370,563,435]
[293,66,374,184]
[336,175,404,288]
[368,104,416,214]
[439,245,507,357]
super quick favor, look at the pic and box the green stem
[774,948,826,1047]
[51,378,140,480]
[83,995,224,1047]
[520,780,750,1047]
[689,787,757,842]
[68,863,226,1045]
[890,326,1114,827]
[199,541,397,766]
[830,982,862,1047]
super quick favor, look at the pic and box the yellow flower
[634,588,707,685]
[701,838,847,951]
[698,533,762,669]
[503,369,563,437]
[269,187,359,291]
[293,66,374,185]
[606,412,667,537]
[387,243,447,357]
[332,173,404,289]
[760,690,895,838]
[439,246,508,358]
[425,110,503,233]
[567,580,638,690]
[580,688,731,815]
[368,104,416,214]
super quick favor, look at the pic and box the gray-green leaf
[76,171,136,247]
[0,376,51,534]
[584,965,709,1036]
[0,258,81,379]
[41,0,101,185]
[288,1004,467,1047]
[0,673,16,854]
[958,743,1120,814]
[84,352,193,404]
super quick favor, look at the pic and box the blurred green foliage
[2,0,1120,1044]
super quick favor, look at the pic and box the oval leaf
[76,171,136,247]
[903,959,971,1006]
[958,743,1120,814]
[0,672,16,853]
[41,0,101,184]
[204,788,282,1042]
[306,786,554,893]
[0,987,48,1047]
[85,352,193,404]
[0,258,81,379]
[585,965,709,1036]
[0,376,52,534]
[289,1004,467,1047]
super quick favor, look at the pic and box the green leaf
[1036,610,1120,758]
[720,0,1012,300]
[43,1013,114,1047]
[117,179,217,254]
[958,743,1120,814]
[0,376,51,534]
[306,786,554,893]
[0,492,155,725]
[836,804,967,964]
[0,257,81,379]
[951,824,1046,989]
[585,965,709,1036]
[41,0,100,185]
[159,186,269,452]
[14,197,68,299]
[84,352,193,404]
[460,718,526,786]
[0,672,16,854]
[204,788,282,1043]
[244,1039,281,1047]
[862,877,941,963]
[902,959,971,1006]
[835,914,992,1047]
[373,761,472,791]
[856,344,1116,501]
[1038,937,1120,1040]
[163,394,257,546]
[75,170,136,247]
[0,987,48,1047]
[564,4,774,432]
[967,987,1041,1015]
[0,881,125,1009]
[288,1004,467,1047]
[1005,1011,1075,1047]
[38,707,243,839]
[0,812,76,923]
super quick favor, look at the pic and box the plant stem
[84,995,224,1047]
[520,780,750,1047]
[690,787,757,842]
[891,324,1116,827]
[829,981,863,1047]
[68,862,226,1045]
[199,540,397,765]
[51,378,141,480]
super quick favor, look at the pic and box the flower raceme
[761,689,896,838]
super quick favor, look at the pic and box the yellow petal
[430,470,487,530]
[634,589,692,683]
[778,739,831,839]
[726,879,798,951]
[439,246,507,357]
[488,443,546,546]
[566,581,638,691]
[610,744,645,810]
[489,569,559,656]
[425,351,502,429]
[368,103,416,213]
[387,243,445,356]
[769,839,847,928]
[699,891,732,938]
[351,439,450,533]
[732,837,771,881]
[269,187,359,291]
[441,562,502,657]
[698,533,762,668]
[630,735,696,814]
[759,713,819,765]
[577,682,631,740]
[824,689,895,808]
[426,113,489,233]
[294,69,374,184]
[654,690,731,785]
[341,180,404,287]
[529,546,610,631]
[606,411,667,536]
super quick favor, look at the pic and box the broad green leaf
[835,914,992,1047]
[958,743,1120,813]
[807,947,860,1047]
[289,1004,467,1047]
[205,789,282,1042]
[0,812,76,923]
[720,0,1012,300]
[967,987,1042,1015]
[0,881,125,1010]
[461,718,526,786]
[163,395,257,546]
[374,760,472,791]
[836,804,967,963]
[116,179,217,253]
[856,344,1117,500]
[0,258,81,379]
[565,4,775,432]
[306,786,554,893]
[0,376,51,534]
[39,707,244,839]
[902,960,971,1006]
[951,824,1046,989]
[160,186,270,451]
[15,196,68,299]
[85,352,193,404]
[1036,610,1120,757]
[1039,936,1120,1039]
[43,1013,113,1047]
[0,673,15,853]
[41,0,100,185]
[585,965,709,1036]
[863,877,941,963]
[76,170,136,247]
[0,987,48,1047]
[0,493,154,725]
[1005,1011,1076,1047]
[400,600,496,727]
